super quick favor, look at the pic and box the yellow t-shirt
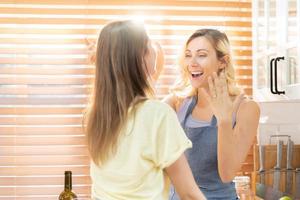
[90,99,192,200]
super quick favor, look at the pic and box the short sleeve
[152,105,192,169]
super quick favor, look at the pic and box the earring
[217,68,225,75]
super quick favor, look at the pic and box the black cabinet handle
[270,56,285,95]
[270,58,276,94]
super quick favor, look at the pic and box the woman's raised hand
[152,42,165,81]
[201,71,244,123]
[85,38,96,64]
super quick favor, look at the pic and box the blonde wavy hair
[171,29,242,97]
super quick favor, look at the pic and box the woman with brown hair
[164,29,260,199]
[84,20,205,200]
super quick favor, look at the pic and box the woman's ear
[219,55,229,70]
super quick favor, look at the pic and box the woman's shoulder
[141,99,175,114]
[236,95,260,117]
[162,94,189,112]
[240,96,259,109]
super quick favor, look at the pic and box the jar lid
[233,176,250,183]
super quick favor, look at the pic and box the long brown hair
[84,20,153,165]
[172,29,241,97]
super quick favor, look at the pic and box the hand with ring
[201,71,245,122]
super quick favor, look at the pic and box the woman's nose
[189,57,199,67]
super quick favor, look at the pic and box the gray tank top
[169,96,239,200]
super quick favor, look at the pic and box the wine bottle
[59,171,78,200]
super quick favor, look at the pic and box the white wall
[258,100,300,145]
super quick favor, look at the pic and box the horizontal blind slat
[0,48,252,57]
[0,97,88,105]
[0,86,92,95]
[0,176,91,188]
[0,0,251,7]
[0,18,252,26]
[0,38,252,46]
[0,127,83,135]
[0,67,94,75]
[1,146,88,156]
[0,185,90,196]
[0,155,89,166]
[0,107,85,114]
[0,135,86,145]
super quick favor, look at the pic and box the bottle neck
[64,172,72,191]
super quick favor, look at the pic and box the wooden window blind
[0,0,252,199]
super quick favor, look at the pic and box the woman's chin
[190,80,205,89]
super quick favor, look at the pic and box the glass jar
[233,176,253,200]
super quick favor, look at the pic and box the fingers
[153,42,164,63]
[85,38,96,51]
[84,38,90,45]
[210,71,229,98]
[154,42,164,61]
[85,38,96,64]
[151,42,164,81]
[208,76,216,99]
[153,41,162,51]
[213,72,222,96]
[219,71,229,98]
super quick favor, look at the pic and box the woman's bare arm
[165,154,206,200]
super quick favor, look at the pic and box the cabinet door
[253,0,285,101]
[284,0,300,99]
[253,0,300,101]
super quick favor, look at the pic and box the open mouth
[191,72,204,78]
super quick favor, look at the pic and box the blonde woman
[164,29,260,199]
[84,20,205,200]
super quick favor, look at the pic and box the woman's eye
[198,54,206,57]
[185,54,192,57]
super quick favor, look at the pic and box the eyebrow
[185,49,209,53]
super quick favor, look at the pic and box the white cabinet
[253,0,300,102]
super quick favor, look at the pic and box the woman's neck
[196,87,210,108]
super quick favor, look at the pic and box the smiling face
[184,36,225,89]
